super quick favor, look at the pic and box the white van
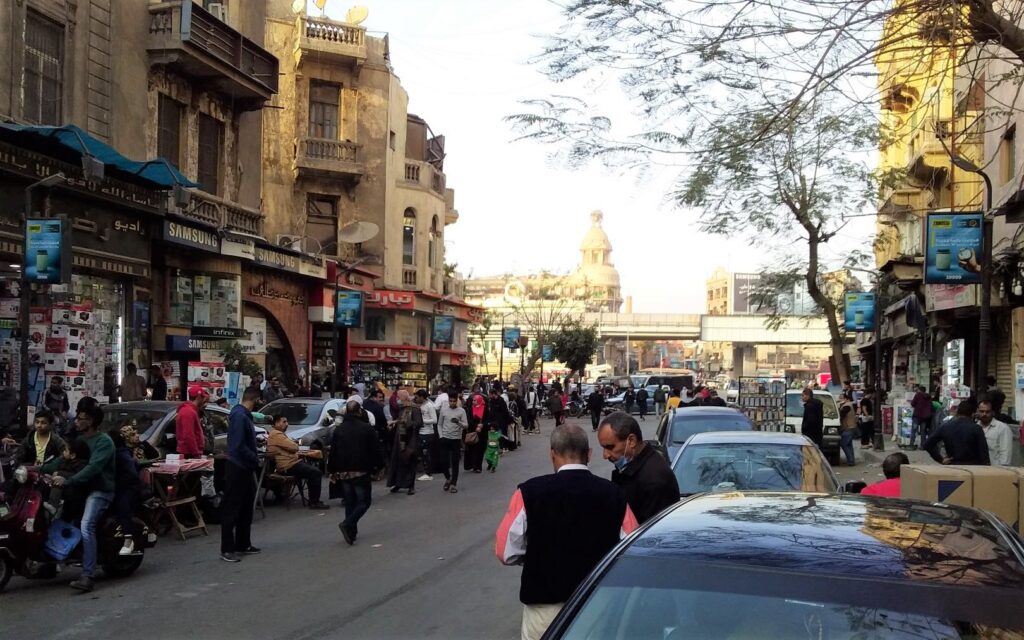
[785,390,841,464]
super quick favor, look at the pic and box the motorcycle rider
[42,405,115,593]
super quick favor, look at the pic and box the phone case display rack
[737,377,787,432]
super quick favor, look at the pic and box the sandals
[449,485,458,493]
[443,482,451,492]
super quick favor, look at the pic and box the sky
[309,0,877,313]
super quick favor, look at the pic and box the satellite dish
[338,221,379,244]
[291,0,305,14]
[346,5,369,24]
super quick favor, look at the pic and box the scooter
[0,466,156,592]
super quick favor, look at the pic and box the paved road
[2,416,636,640]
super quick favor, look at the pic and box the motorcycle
[0,466,156,592]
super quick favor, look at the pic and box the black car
[652,406,754,461]
[543,493,1024,639]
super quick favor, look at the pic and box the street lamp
[950,156,994,394]
[331,256,371,397]
[517,334,529,380]
[496,310,517,382]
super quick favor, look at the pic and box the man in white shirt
[977,400,1012,466]
[432,383,449,411]
[415,389,438,480]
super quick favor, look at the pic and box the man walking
[220,387,261,562]
[587,388,605,431]
[597,411,679,523]
[800,387,824,448]
[415,389,438,480]
[525,384,540,433]
[923,401,990,465]
[438,394,467,492]
[148,365,167,401]
[910,385,933,449]
[653,385,666,417]
[977,400,1012,465]
[120,362,147,401]
[635,386,649,421]
[329,400,384,545]
[496,424,638,640]
[175,386,209,458]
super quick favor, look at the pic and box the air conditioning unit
[207,2,227,22]
[276,234,303,251]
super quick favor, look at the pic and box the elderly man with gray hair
[496,424,638,640]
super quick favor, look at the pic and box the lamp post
[518,334,529,380]
[950,156,994,395]
[331,256,370,397]
[496,310,516,383]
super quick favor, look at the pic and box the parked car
[669,431,840,496]
[652,406,754,461]
[785,390,841,465]
[603,385,658,415]
[541,493,1024,639]
[257,398,344,452]
[101,401,267,457]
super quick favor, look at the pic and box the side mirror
[844,481,867,494]
[322,416,333,427]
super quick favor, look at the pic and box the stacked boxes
[901,465,1024,534]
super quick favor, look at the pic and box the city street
[1,416,631,640]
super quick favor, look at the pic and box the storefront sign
[542,344,554,362]
[166,335,233,351]
[502,327,522,349]
[254,244,300,272]
[351,345,426,364]
[249,280,305,306]
[336,290,364,327]
[240,316,267,354]
[190,326,249,339]
[365,290,415,310]
[299,258,327,279]
[843,292,876,332]
[925,212,983,284]
[925,284,977,312]
[164,220,219,252]
[432,315,455,344]
[24,217,71,283]
[221,235,255,261]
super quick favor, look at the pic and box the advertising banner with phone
[502,327,521,350]
[24,217,71,284]
[432,315,455,344]
[843,292,876,332]
[925,212,983,284]
[335,290,364,328]
[541,344,554,362]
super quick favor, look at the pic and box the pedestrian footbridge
[584,313,832,344]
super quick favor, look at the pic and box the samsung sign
[164,220,219,252]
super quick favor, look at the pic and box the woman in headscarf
[463,386,488,473]
[386,389,422,494]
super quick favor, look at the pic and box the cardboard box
[50,325,82,340]
[901,465,1020,531]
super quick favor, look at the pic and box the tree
[221,341,262,380]
[507,274,599,378]
[551,320,600,384]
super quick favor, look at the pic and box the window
[402,208,416,266]
[169,272,241,328]
[197,114,223,195]
[365,313,386,341]
[306,195,338,253]
[1000,126,1016,184]
[157,95,183,169]
[23,10,64,125]
[417,323,428,347]
[170,275,194,326]
[308,81,340,140]
[389,131,396,150]
[428,216,439,268]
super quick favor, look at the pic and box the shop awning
[0,123,198,189]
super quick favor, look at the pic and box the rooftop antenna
[345,5,369,24]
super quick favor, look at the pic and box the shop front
[309,260,379,393]
[429,296,484,388]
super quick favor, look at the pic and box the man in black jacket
[328,401,384,545]
[923,400,990,465]
[2,411,65,465]
[800,388,824,446]
[587,389,605,431]
[598,411,680,524]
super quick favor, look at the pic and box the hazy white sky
[310,0,876,313]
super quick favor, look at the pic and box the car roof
[683,430,812,445]
[785,389,834,397]
[105,401,228,413]
[671,406,749,417]
[624,492,1024,588]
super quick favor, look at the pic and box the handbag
[45,519,82,561]
[464,431,479,445]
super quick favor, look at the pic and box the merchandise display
[737,377,787,432]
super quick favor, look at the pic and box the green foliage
[551,321,600,380]
[220,341,262,380]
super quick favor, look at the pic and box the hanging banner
[335,290,363,328]
[541,344,554,362]
[24,217,71,284]
[925,212,983,284]
[432,315,455,345]
[843,292,876,332]
[502,327,521,350]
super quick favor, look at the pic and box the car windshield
[786,393,840,419]
[561,580,1022,639]
[672,443,834,494]
[101,407,169,438]
[669,413,752,444]
[259,402,322,426]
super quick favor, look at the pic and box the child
[50,438,90,522]
[484,424,502,473]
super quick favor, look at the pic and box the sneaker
[239,546,261,555]
[417,474,432,481]
[70,576,94,592]
[118,538,135,556]
[220,552,241,563]
[338,522,354,545]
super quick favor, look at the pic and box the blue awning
[0,123,198,189]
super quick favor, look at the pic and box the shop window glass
[170,275,194,326]
[170,273,240,329]
[365,313,386,341]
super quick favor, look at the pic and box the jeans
[840,430,856,465]
[439,438,462,485]
[418,433,436,475]
[340,474,372,537]
[287,460,323,504]
[221,462,256,554]
[655,402,666,416]
[911,417,930,447]
[859,420,875,446]
[81,490,114,578]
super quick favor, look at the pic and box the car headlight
[13,466,28,484]
[826,427,839,435]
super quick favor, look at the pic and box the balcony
[297,15,367,70]
[402,267,418,289]
[177,189,264,237]
[296,138,364,182]
[147,1,278,109]
[905,114,980,183]
[403,161,447,197]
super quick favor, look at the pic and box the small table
[150,459,214,541]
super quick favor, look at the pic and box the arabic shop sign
[249,280,306,306]
[163,220,219,252]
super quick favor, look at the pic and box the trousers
[287,460,323,503]
[81,490,114,578]
[340,474,372,536]
[439,437,461,485]
[221,462,256,554]
[521,603,563,640]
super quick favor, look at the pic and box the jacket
[610,444,680,524]
[328,415,384,474]
[227,404,260,470]
[801,397,824,445]
[587,392,605,412]
[43,430,115,493]
[113,444,142,495]
[487,396,511,429]
[175,401,205,456]
[15,429,66,465]
[267,429,301,472]
[911,392,933,419]
[923,417,990,465]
